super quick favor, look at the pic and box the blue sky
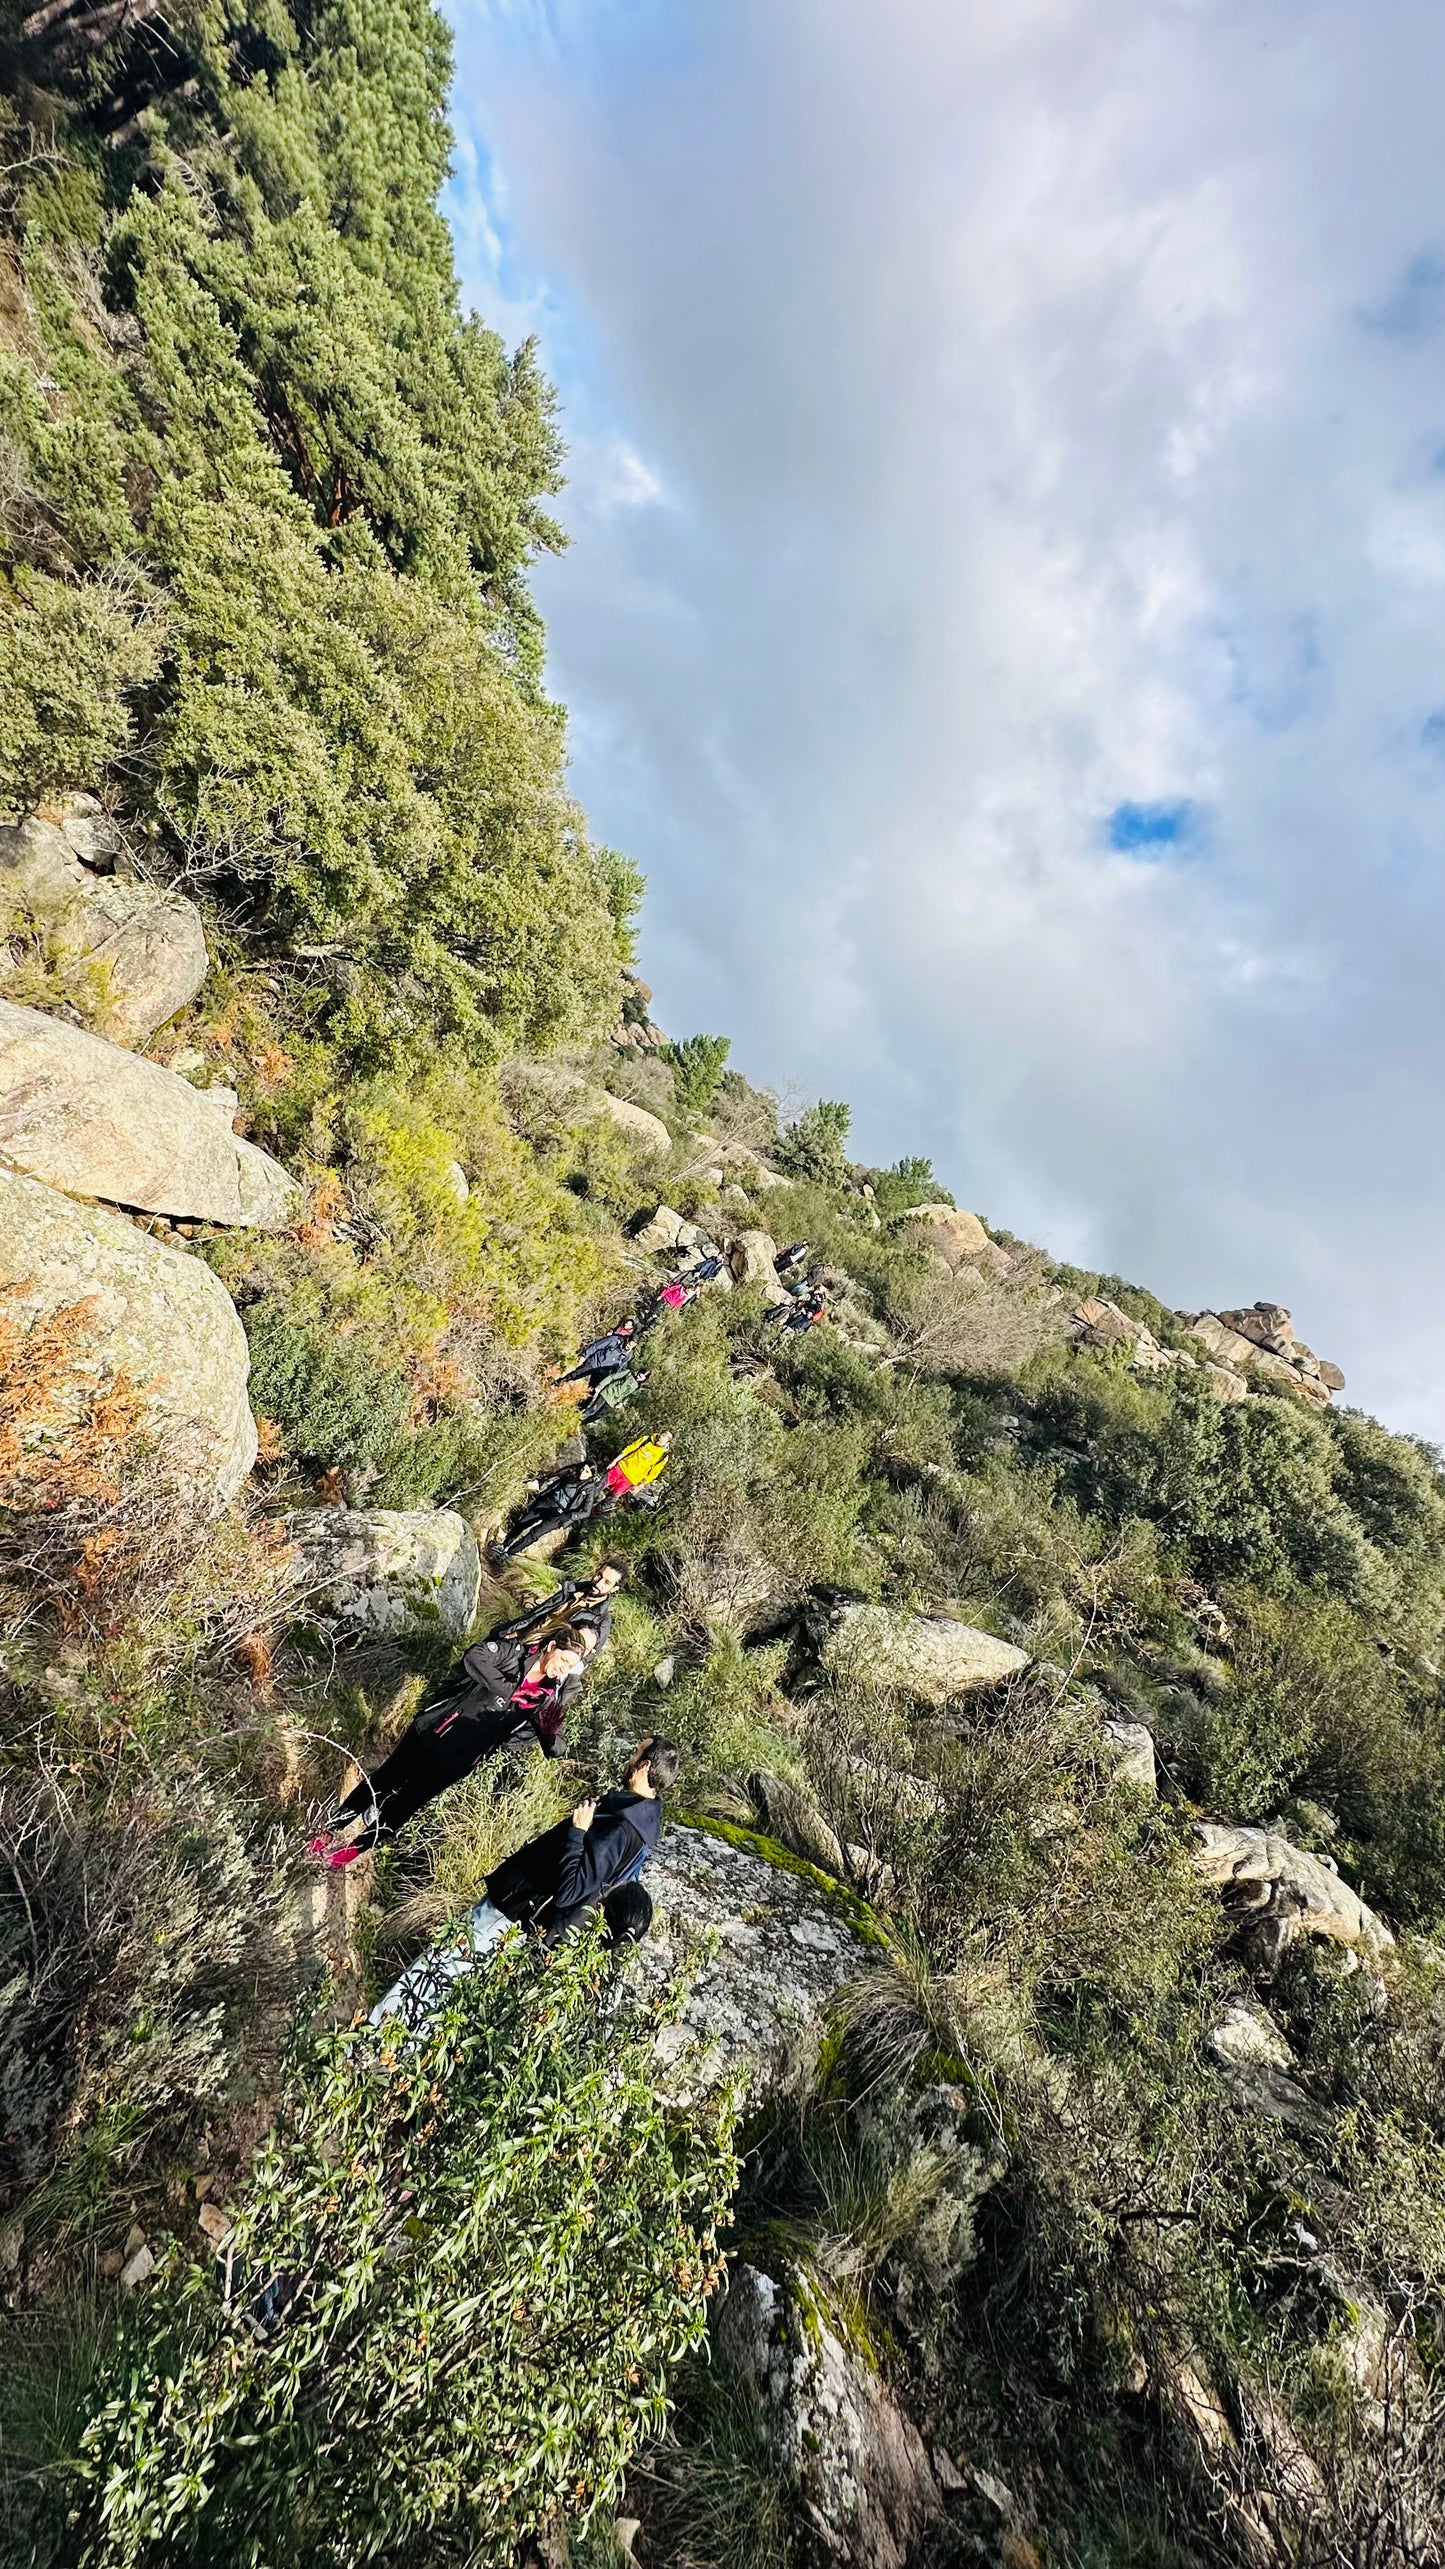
[444,0,1445,1439]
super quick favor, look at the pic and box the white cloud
[446,0,1445,1437]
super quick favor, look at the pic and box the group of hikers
[310,1234,832,2032]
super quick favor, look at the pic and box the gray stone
[719,2261,941,2569]
[0,1169,258,1508]
[630,1203,688,1253]
[47,878,208,1046]
[0,1000,299,1228]
[290,1507,482,1639]
[596,1092,672,1156]
[1194,1823,1394,1964]
[632,1822,870,2114]
[727,1228,788,1302]
[1102,1717,1157,1795]
[821,1602,1029,1703]
[1186,1313,1261,1371]
[0,813,92,908]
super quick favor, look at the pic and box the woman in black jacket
[310,1624,590,1869]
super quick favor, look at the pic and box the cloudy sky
[445,0,1445,1439]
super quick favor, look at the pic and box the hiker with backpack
[369,1737,681,2031]
[558,1318,639,1392]
[773,1288,827,1335]
[493,1459,608,1560]
[581,1364,649,1426]
[310,1621,594,1868]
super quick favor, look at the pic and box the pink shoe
[325,1843,362,1870]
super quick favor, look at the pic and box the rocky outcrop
[633,1822,871,2113]
[0,1001,299,1228]
[899,1201,1011,1278]
[1184,1303,1343,1407]
[0,1168,257,1507]
[289,1507,482,1639]
[596,1092,672,1156]
[630,1203,696,1254]
[821,1602,1030,1703]
[718,2261,943,2569]
[0,805,207,1045]
[1193,1823,1394,1966]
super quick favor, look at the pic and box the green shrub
[70,1931,737,2569]
[661,1034,731,1119]
[774,1099,852,1186]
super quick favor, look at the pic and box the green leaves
[71,1931,736,2567]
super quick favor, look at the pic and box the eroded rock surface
[0,1000,298,1227]
[718,2261,942,2569]
[821,1601,1030,1703]
[634,1822,870,2113]
[1194,1823,1393,1965]
[0,1167,257,1507]
[290,1507,482,1639]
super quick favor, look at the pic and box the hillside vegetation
[3,5,1445,2566]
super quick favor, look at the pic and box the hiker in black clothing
[311,1622,593,1868]
[370,1737,681,2029]
[504,1558,626,1651]
[774,1288,826,1335]
[493,1459,607,1560]
[775,1241,811,1279]
[558,1318,638,1392]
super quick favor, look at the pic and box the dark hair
[601,1884,653,1949]
[594,1558,628,1583]
[540,1623,588,1660]
[631,1735,680,1794]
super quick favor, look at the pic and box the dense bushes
[71,1930,735,2569]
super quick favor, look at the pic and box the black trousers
[336,1728,469,1851]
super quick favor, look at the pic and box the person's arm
[552,1801,607,1911]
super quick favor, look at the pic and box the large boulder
[899,1202,994,1266]
[290,1507,482,1639]
[727,1228,789,1302]
[0,1168,257,1508]
[630,1203,689,1254]
[719,2261,942,2569]
[1193,1823,1394,1966]
[45,879,208,1046]
[633,1821,870,2114]
[596,1092,672,1156]
[821,1602,1030,1703]
[0,1001,299,1228]
[0,805,207,1046]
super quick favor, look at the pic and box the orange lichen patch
[253,1415,285,1464]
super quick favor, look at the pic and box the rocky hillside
[4,7,1445,2567]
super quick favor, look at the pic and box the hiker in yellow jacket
[604,1430,672,1506]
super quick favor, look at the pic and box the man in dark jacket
[557,1319,638,1391]
[312,1626,591,1867]
[488,1560,626,1652]
[369,1737,680,2030]
[493,1461,608,1561]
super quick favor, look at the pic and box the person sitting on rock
[604,1430,673,1508]
[311,1624,595,1868]
[369,1737,680,2031]
[557,1318,638,1391]
[493,1460,608,1560]
[581,1364,650,1426]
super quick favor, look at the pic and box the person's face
[542,1645,583,1679]
[595,1567,623,1595]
